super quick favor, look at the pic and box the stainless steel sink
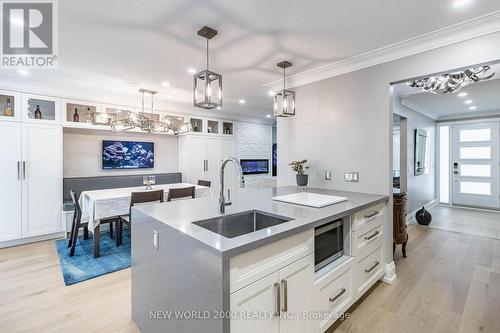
[193,210,294,238]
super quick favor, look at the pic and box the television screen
[102,140,154,169]
[240,159,269,175]
[272,144,277,177]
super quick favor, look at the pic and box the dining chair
[197,180,211,187]
[68,190,115,257]
[167,186,196,202]
[116,189,164,246]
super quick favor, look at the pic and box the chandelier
[274,61,295,117]
[107,89,191,135]
[408,65,495,94]
[193,26,222,109]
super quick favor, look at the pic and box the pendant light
[274,61,295,117]
[193,26,222,109]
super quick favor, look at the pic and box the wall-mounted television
[240,159,269,175]
[102,140,154,169]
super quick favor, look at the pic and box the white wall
[277,32,500,265]
[394,100,437,213]
[235,122,275,189]
[63,128,178,178]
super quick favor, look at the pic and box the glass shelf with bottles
[0,90,20,122]
[22,93,60,124]
[62,99,105,129]
[207,120,219,134]
[190,118,203,134]
[222,121,234,135]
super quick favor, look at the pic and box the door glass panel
[460,129,491,142]
[27,98,56,121]
[460,146,491,160]
[460,165,491,178]
[0,94,15,118]
[460,182,491,195]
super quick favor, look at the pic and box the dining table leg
[93,224,100,258]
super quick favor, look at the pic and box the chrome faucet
[219,157,245,213]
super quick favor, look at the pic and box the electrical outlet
[344,172,360,182]
[325,170,332,181]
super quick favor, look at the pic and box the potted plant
[289,160,309,187]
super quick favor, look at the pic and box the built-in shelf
[223,122,234,135]
[207,120,219,134]
[190,118,203,133]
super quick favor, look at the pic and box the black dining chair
[197,180,211,187]
[68,190,115,257]
[116,189,164,246]
[167,186,196,202]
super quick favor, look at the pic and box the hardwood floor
[1,223,500,333]
[427,205,500,240]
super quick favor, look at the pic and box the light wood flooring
[2,222,500,333]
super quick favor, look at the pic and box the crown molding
[264,11,500,91]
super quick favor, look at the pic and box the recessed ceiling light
[266,114,272,118]
[238,99,246,104]
[161,81,170,87]
[268,90,275,96]
[457,92,468,97]
[469,106,477,110]
[187,68,196,74]
[464,100,473,104]
[17,69,29,75]
[453,0,472,7]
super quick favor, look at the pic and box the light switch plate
[325,170,332,181]
[344,172,360,182]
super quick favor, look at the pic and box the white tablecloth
[79,183,211,231]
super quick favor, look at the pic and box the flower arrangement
[289,160,309,175]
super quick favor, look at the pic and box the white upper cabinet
[61,98,104,129]
[0,90,21,122]
[21,93,61,125]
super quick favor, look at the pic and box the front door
[452,122,500,209]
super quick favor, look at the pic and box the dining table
[79,183,212,258]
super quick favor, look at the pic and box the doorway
[451,121,500,209]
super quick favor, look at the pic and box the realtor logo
[1,0,58,68]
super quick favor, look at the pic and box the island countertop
[133,186,388,257]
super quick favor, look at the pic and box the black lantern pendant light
[274,61,295,117]
[193,26,222,109]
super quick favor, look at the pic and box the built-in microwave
[314,219,344,271]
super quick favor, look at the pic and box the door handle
[280,279,288,312]
[273,282,281,318]
[17,161,21,180]
[22,161,26,180]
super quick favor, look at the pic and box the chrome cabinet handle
[364,210,379,219]
[364,261,380,273]
[17,161,21,180]
[329,288,346,303]
[273,283,281,318]
[364,230,380,241]
[22,161,26,180]
[280,279,288,312]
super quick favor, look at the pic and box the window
[460,164,491,178]
[460,182,491,196]
[459,128,491,142]
[460,146,491,160]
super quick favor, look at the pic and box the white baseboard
[0,232,65,249]
[382,261,397,284]
[407,198,438,224]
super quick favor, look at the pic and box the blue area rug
[55,229,131,286]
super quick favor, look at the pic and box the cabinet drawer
[230,230,314,293]
[315,260,354,333]
[353,224,383,257]
[352,202,385,231]
[355,244,384,297]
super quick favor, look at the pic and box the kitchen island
[131,186,389,333]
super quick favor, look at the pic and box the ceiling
[398,62,500,120]
[1,0,500,121]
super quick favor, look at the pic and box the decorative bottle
[73,108,80,122]
[34,105,42,119]
[3,97,13,117]
[85,107,93,123]
[194,121,199,132]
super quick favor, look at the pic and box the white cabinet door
[0,122,22,242]
[279,254,316,333]
[230,272,279,333]
[0,90,21,122]
[21,93,61,125]
[188,136,205,185]
[22,124,62,237]
[205,136,221,189]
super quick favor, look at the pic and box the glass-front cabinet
[21,93,60,124]
[207,119,219,134]
[0,90,21,122]
[222,121,234,135]
[190,118,203,133]
[62,99,101,127]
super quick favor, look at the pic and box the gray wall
[277,32,500,265]
[394,100,436,213]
